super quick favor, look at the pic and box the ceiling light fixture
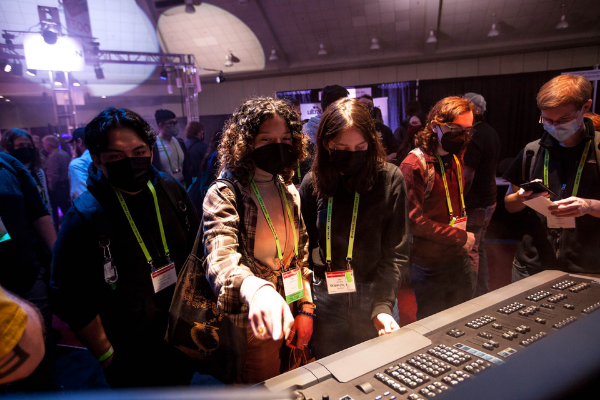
[42,27,58,45]
[1,60,11,73]
[95,65,105,80]
[216,71,225,83]
[426,29,437,44]
[54,71,66,86]
[370,37,380,50]
[318,43,327,56]
[224,54,233,67]
[2,32,15,51]
[269,48,278,61]
[556,4,569,29]
[101,95,107,99]
[160,67,168,80]
[69,72,80,87]
[488,13,499,37]
[167,72,173,94]
[175,68,183,88]
[185,0,195,14]
[26,69,37,77]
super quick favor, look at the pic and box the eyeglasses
[539,113,579,126]
[439,122,473,136]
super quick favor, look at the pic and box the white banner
[300,103,322,121]
[374,97,389,127]
[562,69,600,81]
[23,33,85,71]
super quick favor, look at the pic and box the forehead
[451,111,474,127]
[257,115,288,132]
[540,103,579,119]
[14,136,32,144]
[106,128,148,150]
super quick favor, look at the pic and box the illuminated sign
[23,33,85,71]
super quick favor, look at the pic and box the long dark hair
[1,128,42,172]
[312,97,385,197]
[415,96,473,155]
[218,97,307,186]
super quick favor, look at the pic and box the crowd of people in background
[1,73,600,390]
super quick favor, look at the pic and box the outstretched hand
[248,286,294,341]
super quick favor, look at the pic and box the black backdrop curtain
[418,69,572,161]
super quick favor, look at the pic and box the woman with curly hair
[399,96,476,320]
[202,97,313,383]
[299,98,409,359]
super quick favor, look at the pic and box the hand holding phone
[520,179,556,197]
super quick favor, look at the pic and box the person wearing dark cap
[462,93,500,297]
[152,109,192,187]
[302,85,349,145]
[68,128,93,200]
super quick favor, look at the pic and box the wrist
[97,345,114,363]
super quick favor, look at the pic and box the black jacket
[51,164,199,372]
[300,163,409,318]
[152,137,193,187]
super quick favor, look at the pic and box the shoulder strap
[522,139,542,182]
[409,148,435,198]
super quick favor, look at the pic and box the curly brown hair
[218,97,307,185]
[415,96,473,154]
[312,97,386,197]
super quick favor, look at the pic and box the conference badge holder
[325,260,357,295]
[451,216,467,231]
[282,258,305,304]
[151,259,177,294]
[100,238,118,290]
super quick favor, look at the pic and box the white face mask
[542,109,584,142]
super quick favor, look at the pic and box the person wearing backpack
[202,97,313,384]
[400,96,476,320]
[503,74,600,281]
[51,107,199,388]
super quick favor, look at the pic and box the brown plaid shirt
[202,175,311,327]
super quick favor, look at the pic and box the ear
[583,99,593,113]
[90,153,102,167]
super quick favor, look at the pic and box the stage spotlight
[2,32,15,51]
[42,27,58,45]
[216,71,225,83]
[26,69,37,76]
[11,63,23,76]
[160,67,168,80]
[95,65,105,80]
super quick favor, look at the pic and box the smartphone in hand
[520,179,556,197]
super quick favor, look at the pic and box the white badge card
[325,270,357,294]
[453,216,467,231]
[282,267,305,304]
[151,263,177,293]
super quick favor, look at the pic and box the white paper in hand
[523,197,576,229]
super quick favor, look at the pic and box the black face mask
[250,143,294,176]
[12,147,35,165]
[329,149,368,175]
[104,157,153,192]
[438,128,467,155]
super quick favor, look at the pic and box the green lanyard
[249,176,298,268]
[113,181,170,270]
[436,154,465,225]
[544,140,590,198]
[325,192,360,270]
[159,137,181,172]
[297,161,301,181]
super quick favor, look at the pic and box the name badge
[0,217,10,243]
[151,263,177,293]
[325,270,356,294]
[282,267,305,304]
[452,216,467,231]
